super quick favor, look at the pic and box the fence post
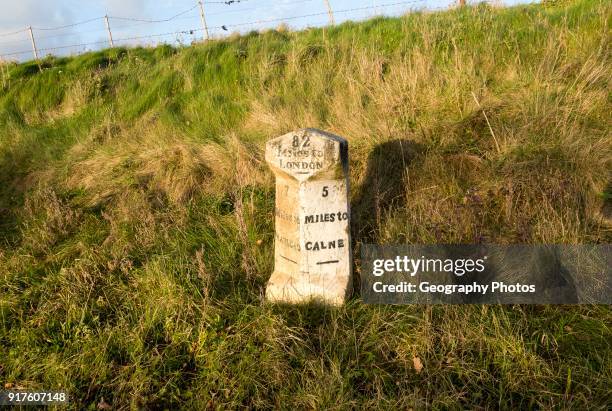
[28,26,39,60]
[198,1,210,40]
[104,15,114,47]
[323,0,335,25]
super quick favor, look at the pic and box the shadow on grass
[350,139,424,295]
[351,139,423,244]
[0,138,35,244]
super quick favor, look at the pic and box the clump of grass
[0,0,610,409]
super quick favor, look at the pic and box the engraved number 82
[292,135,310,148]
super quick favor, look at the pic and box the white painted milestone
[265,128,352,305]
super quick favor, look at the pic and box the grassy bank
[1,0,611,408]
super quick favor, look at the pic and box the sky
[0,0,534,61]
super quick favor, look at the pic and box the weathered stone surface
[265,128,352,305]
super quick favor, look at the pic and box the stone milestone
[265,128,352,305]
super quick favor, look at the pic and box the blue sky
[0,0,534,61]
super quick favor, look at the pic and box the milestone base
[265,270,350,306]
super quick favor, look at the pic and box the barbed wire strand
[0,3,267,44]
[108,4,199,23]
[212,0,427,29]
[0,27,30,37]
[0,0,252,38]
[32,17,105,31]
[0,17,203,45]
[0,1,301,44]
[20,0,320,42]
[1,0,438,58]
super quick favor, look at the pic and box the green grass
[1,0,611,408]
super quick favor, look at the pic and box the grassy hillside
[1,0,611,408]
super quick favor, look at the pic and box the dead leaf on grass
[413,356,423,374]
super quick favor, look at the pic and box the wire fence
[0,0,480,62]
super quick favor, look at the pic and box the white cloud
[0,0,154,33]
[102,0,150,17]
[0,0,156,59]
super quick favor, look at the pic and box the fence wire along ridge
[0,0,447,61]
